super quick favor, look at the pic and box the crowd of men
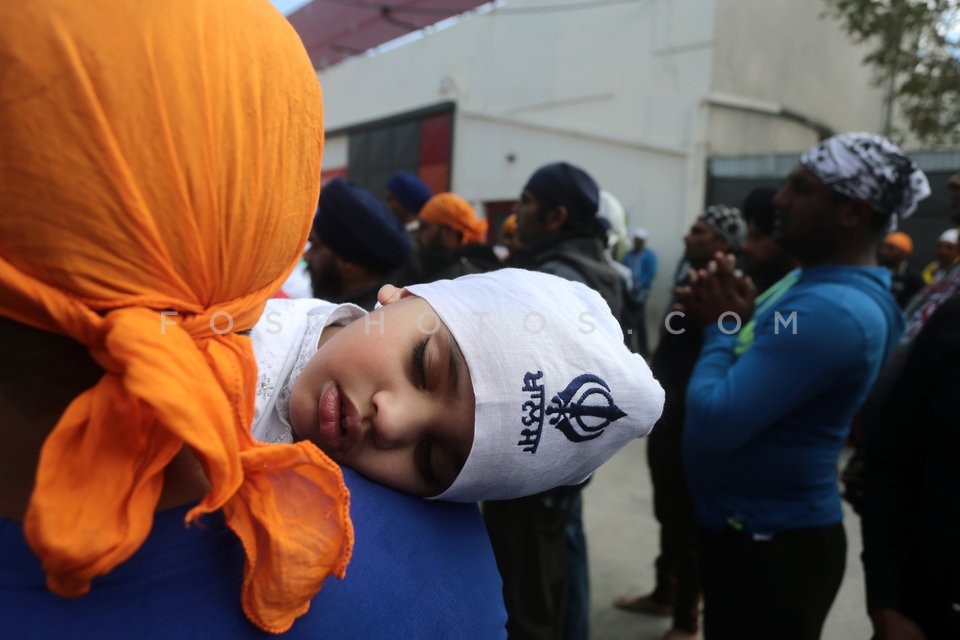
[281,143,959,640]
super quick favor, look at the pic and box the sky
[270,0,310,16]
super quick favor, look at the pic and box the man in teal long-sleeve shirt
[680,133,929,640]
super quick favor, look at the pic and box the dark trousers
[698,522,846,640]
[623,301,650,358]
[881,562,960,640]
[563,493,589,640]
[483,493,577,640]
[634,301,649,358]
[647,420,701,632]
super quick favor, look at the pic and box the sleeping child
[251,268,664,501]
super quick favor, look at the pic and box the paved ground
[582,439,870,639]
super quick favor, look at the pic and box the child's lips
[316,383,360,454]
[317,383,344,452]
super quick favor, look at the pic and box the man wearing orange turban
[419,193,490,246]
[0,1,505,636]
[879,231,923,308]
[415,192,500,282]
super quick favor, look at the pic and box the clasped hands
[674,251,756,328]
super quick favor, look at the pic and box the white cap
[597,190,627,248]
[407,269,664,502]
[939,228,958,245]
[632,227,649,241]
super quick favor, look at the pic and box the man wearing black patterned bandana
[681,132,929,640]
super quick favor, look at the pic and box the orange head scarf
[0,0,351,633]
[420,193,490,245]
[884,231,914,255]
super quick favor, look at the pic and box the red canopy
[288,0,488,70]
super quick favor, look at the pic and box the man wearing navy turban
[306,178,412,310]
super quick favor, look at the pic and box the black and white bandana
[699,204,746,251]
[800,132,931,220]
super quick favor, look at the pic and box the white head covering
[633,227,650,241]
[597,190,627,249]
[800,132,930,220]
[939,228,959,245]
[406,269,664,502]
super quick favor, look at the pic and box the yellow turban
[0,0,351,633]
[420,193,490,245]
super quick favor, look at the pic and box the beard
[309,259,342,301]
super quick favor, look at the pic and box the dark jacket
[334,283,382,312]
[512,233,624,318]
[650,291,703,436]
[415,243,500,284]
[890,265,924,309]
[861,294,960,638]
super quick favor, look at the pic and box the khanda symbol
[546,374,626,443]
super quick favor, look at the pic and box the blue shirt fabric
[622,248,657,300]
[683,265,903,535]
[0,469,507,639]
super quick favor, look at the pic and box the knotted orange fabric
[420,192,490,244]
[0,0,352,634]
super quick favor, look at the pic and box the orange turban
[420,193,490,245]
[501,213,518,235]
[0,0,351,634]
[884,231,914,255]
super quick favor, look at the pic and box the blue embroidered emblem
[518,371,545,453]
[546,374,626,443]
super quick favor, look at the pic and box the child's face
[289,286,475,497]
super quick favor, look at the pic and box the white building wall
[706,0,887,156]
[314,0,882,342]
[321,135,348,171]
[319,0,718,155]
[317,0,721,326]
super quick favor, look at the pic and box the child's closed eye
[413,338,428,388]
